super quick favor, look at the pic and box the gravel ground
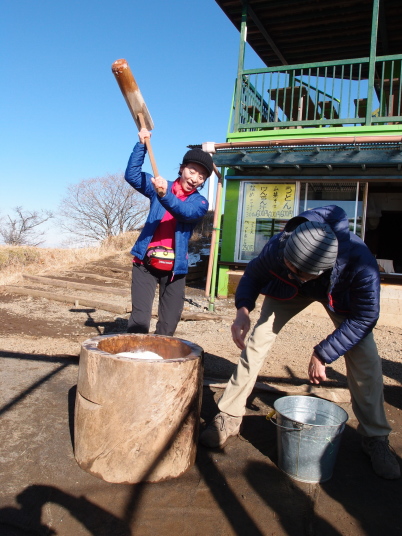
[1,255,402,536]
[1,280,401,390]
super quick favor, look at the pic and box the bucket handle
[268,411,312,431]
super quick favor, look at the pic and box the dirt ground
[1,254,402,535]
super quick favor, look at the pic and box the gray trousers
[218,295,391,438]
[127,262,185,336]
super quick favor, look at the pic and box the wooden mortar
[74,334,204,483]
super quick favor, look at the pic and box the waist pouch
[144,246,175,271]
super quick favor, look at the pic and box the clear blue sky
[1,0,263,246]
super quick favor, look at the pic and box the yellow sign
[240,183,295,259]
[244,183,295,219]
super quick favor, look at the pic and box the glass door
[298,182,366,237]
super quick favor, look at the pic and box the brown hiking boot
[199,412,243,448]
[362,436,400,479]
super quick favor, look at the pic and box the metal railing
[230,55,402,133]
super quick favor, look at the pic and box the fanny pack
[144,246,175,271]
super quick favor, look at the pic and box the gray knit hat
[284,221,338,275]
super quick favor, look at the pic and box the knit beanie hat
[182,149,214,178]
[284,221,338,275]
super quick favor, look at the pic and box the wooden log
[22,274,129,297]
[204,377,351,404]
[3,285,230,321]
[68,271,130,284]
[123,306,232,322]
[96,265,132,273]
[181,311,221,321]
[181,311,233,322]
[3,285,129,314]
[74,334,204,483]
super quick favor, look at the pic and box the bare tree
[58,173,149,243]
[0,206,53,246]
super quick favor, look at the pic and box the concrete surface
[1,347,402,536]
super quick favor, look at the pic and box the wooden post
[205,164,223,298]
[274,103,279,130]
[388,94,394,117]
[297,96,304,128]
[365,0,380,126]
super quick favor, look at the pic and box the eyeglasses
[283,257,321,284]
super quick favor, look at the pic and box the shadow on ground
[1,351,402,535]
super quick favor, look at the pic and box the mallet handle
[137,112,159,178]
[137,113,163,196]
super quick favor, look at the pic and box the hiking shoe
[362,436,400,479]
[199,412,243,448]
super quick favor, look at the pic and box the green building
[205,0,402,300]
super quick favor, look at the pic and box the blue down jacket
[235,205,380,364]
[125,143,209,275]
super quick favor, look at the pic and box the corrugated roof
[215,0,402,68]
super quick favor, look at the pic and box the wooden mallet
[111,59,164,195]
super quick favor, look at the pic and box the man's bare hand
[308,352,326,384]
[231,307,251,350]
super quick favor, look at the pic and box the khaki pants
[218,295,391,437]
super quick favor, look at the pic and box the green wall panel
[226,124,402,144]
[217,266,229,298]
[220,178,240,262]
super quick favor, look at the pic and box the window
[298,183,365,236]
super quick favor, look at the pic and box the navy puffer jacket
[125,143,209,275]
[235,205,380,364]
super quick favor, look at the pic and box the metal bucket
[273,395,348,483]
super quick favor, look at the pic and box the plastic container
[273,395,348,483]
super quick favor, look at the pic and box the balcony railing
[230,55,402,133]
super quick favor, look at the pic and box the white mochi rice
[116,350,164,360]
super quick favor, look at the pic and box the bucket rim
[273,395,349,427]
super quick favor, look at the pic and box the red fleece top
[134,179,195,263]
